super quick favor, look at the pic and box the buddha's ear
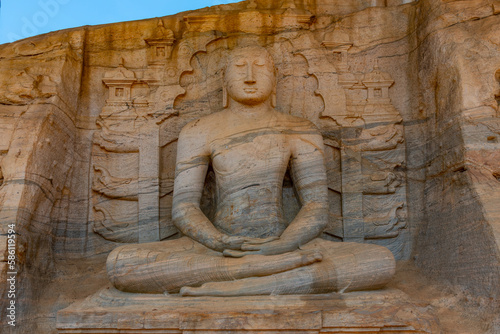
[271,67,278,108]
[223,86,229,108]
[222,68,229,108]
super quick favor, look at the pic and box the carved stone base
[57,287,439,333]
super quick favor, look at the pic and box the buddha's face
[224,47,276,106]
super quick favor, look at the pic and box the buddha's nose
[245,64,256,84]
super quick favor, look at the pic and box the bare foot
[227,249,322,279]
[179,250,323,296]
[179,264,319,297]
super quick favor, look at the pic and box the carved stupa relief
[145,20,175,64]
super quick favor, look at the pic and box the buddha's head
[223,46,277,108]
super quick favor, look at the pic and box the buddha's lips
[244,88,258,93]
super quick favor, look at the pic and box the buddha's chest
[210,131,290,177]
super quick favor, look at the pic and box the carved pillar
[321,32,367,242]
[341,146,364,242]
[138,21,176,243]
[93,61,141,244]
[138,122,160,242]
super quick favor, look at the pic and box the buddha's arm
[172,123,241,252]
[279,130,329,247]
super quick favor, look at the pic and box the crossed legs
[107,237,395,295]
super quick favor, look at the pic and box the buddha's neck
[228,100,273,117]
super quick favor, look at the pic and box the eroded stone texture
[0,30,85,333]
[105,45,396,297]
[56,287,440,334]
[411,0,500,315]
[0,0,498,333]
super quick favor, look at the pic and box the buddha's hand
[223,238,296,257]
[220,235,279,251]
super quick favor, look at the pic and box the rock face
[0,0,499,332]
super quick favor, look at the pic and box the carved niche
[90,20,409,260]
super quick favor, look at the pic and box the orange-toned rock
[0,0,498,333]
[106,45,396,297]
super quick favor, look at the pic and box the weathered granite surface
[57,287,440,333]
[0,0,498,333]
[104,45,397,297]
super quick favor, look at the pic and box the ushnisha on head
[222,46,277,108]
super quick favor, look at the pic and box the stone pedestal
[57,287,439,333]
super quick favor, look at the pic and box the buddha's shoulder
[275,112,320,134]
[179,112,225,137]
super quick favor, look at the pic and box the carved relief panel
[92,60,145,243]
[90,22,219,245]
[89,18,409,259]
[90,20,180,244]
[311,34,408,259]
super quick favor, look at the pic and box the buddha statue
[106,46,395,296]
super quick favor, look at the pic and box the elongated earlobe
[223,86,229,108]
[222,68,229,108]
[271,67,278,108]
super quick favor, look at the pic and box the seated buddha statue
[106,46,395,296]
